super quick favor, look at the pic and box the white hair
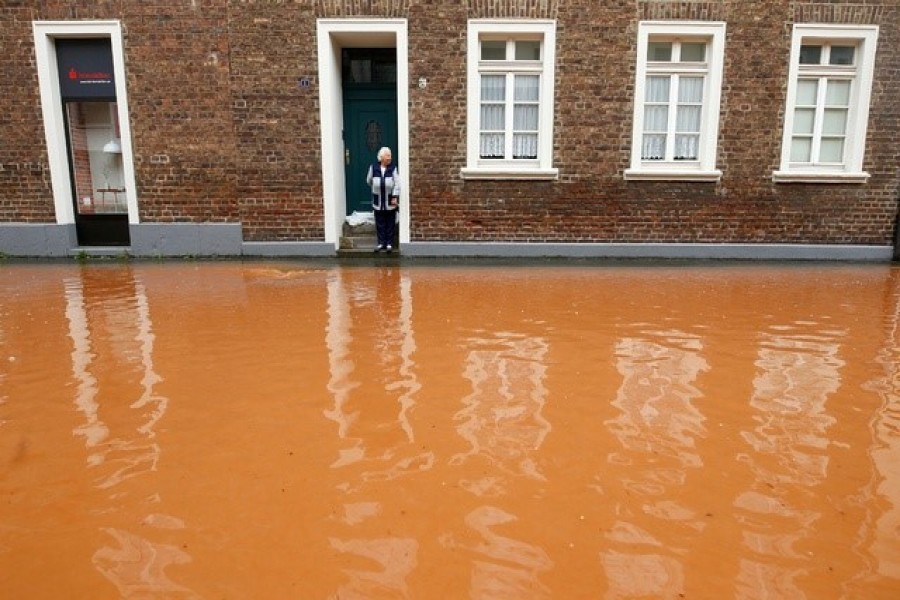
[377,146,392,160]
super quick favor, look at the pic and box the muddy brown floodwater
[1,261,899,599]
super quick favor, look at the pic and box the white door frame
[33,20,139,226]
[316,19,410,248]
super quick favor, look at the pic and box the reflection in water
[93,527,193,598]
[5,263,900,597]
[324,269,431,482]
[63,272,194,597]
[328,535,419,599]
[447,330,554,595]
[736,325,843,598]
[862,276,900,583]
[452,332,551,497]
[325,269,424,597]
[441,505,553,599]
[602,330,708,598]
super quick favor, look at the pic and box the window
[463,20,557,180]
[626,21,726,181]
[774,25,879,183]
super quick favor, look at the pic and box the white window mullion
[665,74,679,161]
[504,72,514,159]
[810,75,827,163]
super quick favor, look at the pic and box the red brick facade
[1,1,898,246]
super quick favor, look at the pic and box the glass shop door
[57,39,130,246]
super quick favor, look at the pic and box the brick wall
[2,0,898,245]
[0,3,54,222]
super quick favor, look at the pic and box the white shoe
[386,245,393,253]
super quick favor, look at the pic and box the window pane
[799,45,822,64]
[678,77,703,103]
[480,75,506,101]
[674,135,699,160]
[480,105,504,130]
[792,108,815,134]
[480,133,504,158]
[648,42,672,61]
[829,46,855,65]
[825,79,851,106]
[644,106,668,132]
[822,109,847,135]
[676,106,701,133]
[790,137,812,162]
[642,134,666,160]
[481,41,506,60]
[645,76,670,102]
[515,41,540,61]
[514,75,539,101]
[66,102,127,215]
[514,105,539,131]
[680,42,706,62]
[512,134,538,159]
[819,138,844,162]
[796,79,818,105]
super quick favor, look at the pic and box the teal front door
[341,48,398,216]
[343,88,397,215]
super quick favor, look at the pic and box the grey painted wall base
[129,223,243,257]
[0,224,77,257]
[242,241,335,256]
[1,222,893,261]
[402,242,894,261]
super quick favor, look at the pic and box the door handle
[345,148,350,165]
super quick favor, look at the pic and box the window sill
[772,171,870,184]
[624,169,722,182]
[460,167,559,181]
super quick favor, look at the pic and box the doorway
[342,48,398,215]
[316,19,410,249]
[56,38,129,246]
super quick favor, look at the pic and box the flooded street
[1,260,899,599]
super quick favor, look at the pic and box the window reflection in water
[324,269,424,597]
[64,272,192,597]
[736,326,843,598]
[602,331,709,598]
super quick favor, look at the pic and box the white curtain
[645,76,670,102]
[674,134,699,160]
[480,75,506,158]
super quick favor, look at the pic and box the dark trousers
[375,209,396,247]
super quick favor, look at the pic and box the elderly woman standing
[366,146,400,252]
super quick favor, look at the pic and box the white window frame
[773,24,878,184]
[462,19,557,180]
[625,21,726,182]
